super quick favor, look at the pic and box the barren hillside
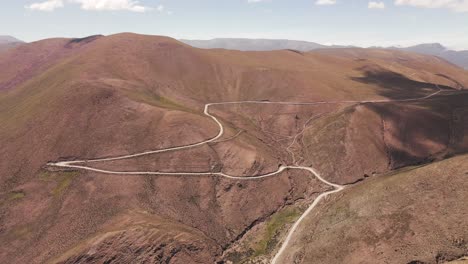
[1,33,467,263]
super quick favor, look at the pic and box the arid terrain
[0,33,467,264]
[181,39,468,70]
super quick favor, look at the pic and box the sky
[1,0,468,49]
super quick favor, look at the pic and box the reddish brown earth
[0,33,467,263]
[0,42,22,53]
[279,154,468,264]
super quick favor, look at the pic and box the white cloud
[155,4,172,14]
[368,1,385,9]
[25,0,158,12]
[395,0,468,12]
[25,0,64,11]
[248,0,269,3]
[70,0,150,12]
[315,0,337,5]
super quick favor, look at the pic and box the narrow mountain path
[48,86,443,263]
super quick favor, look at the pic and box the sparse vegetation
[9,191,25,201]
[1,190,25,205]
[253,207,301,257]
[39,170,79,196]
[52,173,75,196]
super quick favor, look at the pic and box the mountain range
[181,38,468,69]
[180,38,352,51]
[3,36,467,69]
[1,33,468,263]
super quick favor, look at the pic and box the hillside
[276,153,468,264]
[0,33,467,263]
[181,38,468,70]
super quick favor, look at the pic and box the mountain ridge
[180,38,352,51]
[181,38,468,69]
[3,35,467,69]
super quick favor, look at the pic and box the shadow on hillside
[65,35,103,49]
[365,91,468,170]
[351,68,455,99]
[436,73,465,89]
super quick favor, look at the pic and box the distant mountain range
[0,35,24,52]
[181,38,468,70]
[180,38,352,51]
[1,35,466,69]
[394,43,468,69]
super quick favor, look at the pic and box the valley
[1,33,467,264]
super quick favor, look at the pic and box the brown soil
[278,154,468,264]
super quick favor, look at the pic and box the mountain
[0,35,23,44]
[395,43,468,69]
[1,33,467,264]
[276,153,468,263]
[0,35,24,52]
[180,38,350,51]
[400,43,447,55]
[181,39,468,70]
[439,49,468,69]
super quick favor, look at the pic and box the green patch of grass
[9,191,25,201]
[1,191,26,205]
[38,170,53,181]
[52,173,75,196]
[39,170,79,197]
[253,207,301,257]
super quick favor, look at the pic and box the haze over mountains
[0,35,23,52]
[396,43,468,70]
[181,38,468,69]
[180,38,351,51]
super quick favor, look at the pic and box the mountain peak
[413,42,445,49]
[405,43,447,55]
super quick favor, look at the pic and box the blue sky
[2,0,468,49]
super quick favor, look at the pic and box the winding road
[47,86,444,264]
